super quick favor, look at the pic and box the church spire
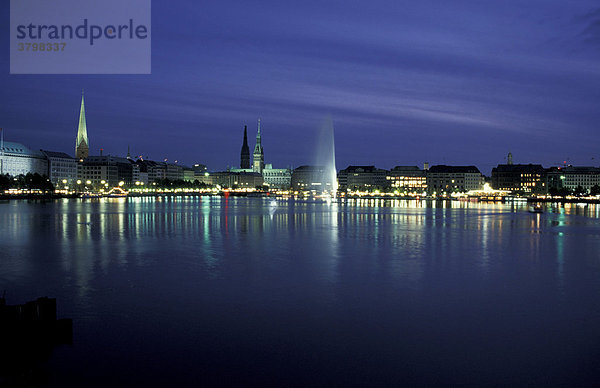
[253,118,264,173]
[240,125,250,169]
[75,91,89,160]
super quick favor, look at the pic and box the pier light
[86,180,91,185]
[119,181,124,186]
[77,180,82,185]
[62,179,67,184]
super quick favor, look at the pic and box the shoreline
[2,192,600,204]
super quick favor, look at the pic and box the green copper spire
[253,118,264,173]
[75,91,89,160]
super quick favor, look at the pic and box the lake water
[1,197,600,386]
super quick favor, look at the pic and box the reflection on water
[1,198,600,386]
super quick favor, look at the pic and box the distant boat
[104,187,128,198]
[80,192,102,199]
[528,205,544,213]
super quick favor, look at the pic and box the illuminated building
[386,166,427,192]
[262,164,291,189]
[0,141,48,177]
[291,165,333,190]
[40,150,77,186]
[211,171,263,188]
[75,92,89,160]
[491,164,546,193]
[252,119,264,173]
[193,164,207,174]
[426,165,484,194]
[547,166,600,193]
[337,165,389,191]
[134,160,184,183]
[240,125,250,169]
[78,155,134,186]
[182,167,196,182]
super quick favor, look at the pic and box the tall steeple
[253,119,264,173]
[75,91,89,160]
[240,125,250,169]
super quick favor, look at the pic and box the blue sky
[1,0,599,174]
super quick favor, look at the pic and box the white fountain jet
[315,116,338,199]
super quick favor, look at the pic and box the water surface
[1,198,600,386]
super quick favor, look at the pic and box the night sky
[1,0,599,174]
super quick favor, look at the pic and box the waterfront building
[193,164,207,174]
[291,165,333,191]
[140,161,184,182]
[426,165,484,194]
[386,166,427,192]
[182,166,196,182]
[77,155,133,186]
[195,172,213,186]
[337,165,389,191]
[546,166,600,193]
[252,119,264,173]
[491,164,546,194]
[211,171,263,189]
[240,125,250,169]
[40,150,77,187]
[262,164,291,189]
[146,161,167,182]
[165,163,184,181]
[0,141,48,177]
[75,93,89,160]
[131,161,148,185]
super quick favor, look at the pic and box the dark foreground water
[1,197,600,386]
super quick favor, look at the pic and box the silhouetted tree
[573,185,586,196]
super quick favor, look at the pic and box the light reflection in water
[2,197,600,386]
[0,198,599,304]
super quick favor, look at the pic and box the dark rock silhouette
[0,295,72,386]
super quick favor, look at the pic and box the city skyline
[1,1,599,174]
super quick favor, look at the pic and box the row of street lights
[60,179,129,193]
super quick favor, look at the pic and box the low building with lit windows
[291,165,335,191]
[546,166,600,193]
[262,164,291,189]
[211,171,263,189]
[337,165,389,191]
[426,165,484,194]
[386,166,427,193]
[40,150,78,187]
[0,141,48,177]
[491,164,546,194]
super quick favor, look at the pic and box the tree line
[0,173,55,192]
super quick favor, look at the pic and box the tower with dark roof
[240,125,250,169]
